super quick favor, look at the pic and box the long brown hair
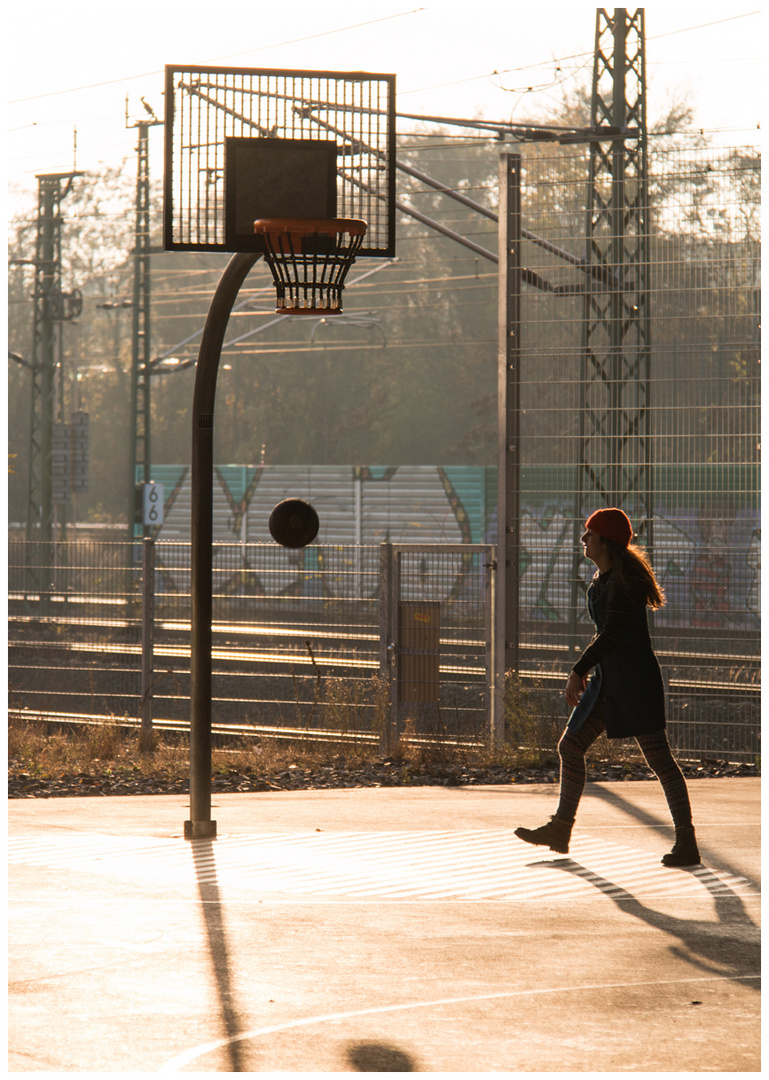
[602,539,666,609]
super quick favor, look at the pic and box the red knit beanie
[585,508,633,547]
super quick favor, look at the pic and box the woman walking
[515,508,700,867]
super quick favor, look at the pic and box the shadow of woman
[529,857,760,991]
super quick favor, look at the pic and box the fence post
[496,153,522,707]
[140,535,155,750]
[486,546,503,746]
[378,542,394,752]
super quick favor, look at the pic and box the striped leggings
[556,699,692,827]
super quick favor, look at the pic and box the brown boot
[661,824,701,867]
[514,815,573,855]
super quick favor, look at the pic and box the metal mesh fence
[8,524,759,760]
[7,143,760,761]
[386,545,494,742]
[8,539,144,720]
[8,541,493,745]
[511,142,760,761]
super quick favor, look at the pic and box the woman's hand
[565,671,587,708]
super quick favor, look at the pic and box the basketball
[268,498,319,548]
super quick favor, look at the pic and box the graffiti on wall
[148,464,759,629]
[517,506,760,631]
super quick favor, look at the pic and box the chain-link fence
[506,141,760,762]
[8,528,759,759]
[7,143,760,761]
[8,539,495,746]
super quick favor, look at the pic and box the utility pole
[26,172,82,598]
[127,100,163,542]
[572,7,651,633]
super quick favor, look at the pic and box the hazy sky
[6,1,763,210]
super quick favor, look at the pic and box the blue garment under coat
[567,574,666,739]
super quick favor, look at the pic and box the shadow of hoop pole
[185,252,261,840]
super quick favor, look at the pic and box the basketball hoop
[253,217,367,315]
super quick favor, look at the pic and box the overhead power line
[9,9,425,104]
[12,10,757,107]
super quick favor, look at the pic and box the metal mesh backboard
[163,66,396,256]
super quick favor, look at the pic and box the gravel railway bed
[8,756,758,799]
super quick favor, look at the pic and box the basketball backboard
[163,65,396,257]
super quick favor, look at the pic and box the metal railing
[8,537,759,760]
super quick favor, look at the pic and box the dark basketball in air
[269,498,319,548]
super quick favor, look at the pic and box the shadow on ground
[346,1040,417,1071]
[191,840,251,1072]
[528,788,760,995]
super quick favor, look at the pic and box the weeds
[502,672,562,768]
[8,715,380,782]
[9,667,654,783]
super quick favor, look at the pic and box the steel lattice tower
[27,175,69,546]
[128,113,162,540]
[576,7,652,536]
[24,172,83,602]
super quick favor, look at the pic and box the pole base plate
[184,820,218,840]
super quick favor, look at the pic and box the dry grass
[501,671,647,769]
[8,716,644,786]
[8,664,647,782]
[7,716,373,782]
[6,716,506,781]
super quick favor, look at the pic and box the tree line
[7,89,759,525]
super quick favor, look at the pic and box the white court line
[158,972,761,1072]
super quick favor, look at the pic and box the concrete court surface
[8,777,760,1073]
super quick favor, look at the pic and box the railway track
[8,610,760,689]
[9,608,760,762]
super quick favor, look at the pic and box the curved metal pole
[185,252,260,840]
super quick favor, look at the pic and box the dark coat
[567,575,666,739]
